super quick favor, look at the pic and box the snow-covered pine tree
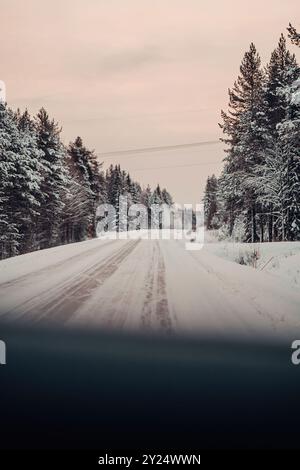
[247,128,300,242]
[150,184,163,228]
[1,98,169,255]
[34,108,68,248]
[86,145,106,207]
[203,175,219,230]
[265,35,298,135]
[61,177,93,243]
[285,26,300,239]
[0,103,43,258]
[86,146,106,237]
[117,169,129,231]
[261,34,300,240]
[130,181,142,205]
[277,76,300,240]
[151,184,163,203]
[141,184,152,227]
[219,43,266,241]
[106,164,122,230]
[15,109,44,253]
[124,173,133,204]
[69,136,106,238]
[105,166,155,232]
[65,136,96,241]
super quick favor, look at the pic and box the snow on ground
[0,232,299,341]
[204,230,300,290]
[0,237,114,285]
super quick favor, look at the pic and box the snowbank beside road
[203,233,300,289]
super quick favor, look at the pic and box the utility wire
[131,161,222,172]
[100,140,221,160]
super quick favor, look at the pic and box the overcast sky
[1,0,299,204]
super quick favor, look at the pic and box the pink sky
[1,0,299,204]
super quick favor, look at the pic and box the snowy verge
[203,231,300,289]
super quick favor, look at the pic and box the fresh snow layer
[203,234,300,289]
[0,233,300,341]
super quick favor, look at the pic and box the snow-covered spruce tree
[130,181,142,205]
[219,43,267,241]
[247,130,300,242]
[277,78,300,240]
[87,150,106,238]
[84,141,106,208]
[65,137,95,242]
[34,108,68,248]
[117,169,129,231]
[0,189,19,259]
[124,174,144,224]
[105,165,146,231]
[66,136,106,240]
[265,35,298,135]
[260,35,300,241]
[150,184,163,228]
[203,175,219,230]
[0,103,42,258]
[284,24,300,240]
[141,184,152,227]
[105,164,123,230]
[15,109,44,253]
[124,173,133,206]
[120,174,142,230]
[61,176,93,243]
[151,184,163,203]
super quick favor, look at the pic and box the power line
[131,161,222,172]
[100,140,221,160]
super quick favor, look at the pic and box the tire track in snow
[141,241,172,332]
[4,239,140,324]
[0,239,116,289]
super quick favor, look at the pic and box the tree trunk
[252,205,257,243]
[268,204,273,242]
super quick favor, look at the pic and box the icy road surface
[0,236,300,340]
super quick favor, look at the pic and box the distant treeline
[204,25,300,242]
[0,105,172,259]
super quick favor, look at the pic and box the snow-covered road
[0,236,300,340]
